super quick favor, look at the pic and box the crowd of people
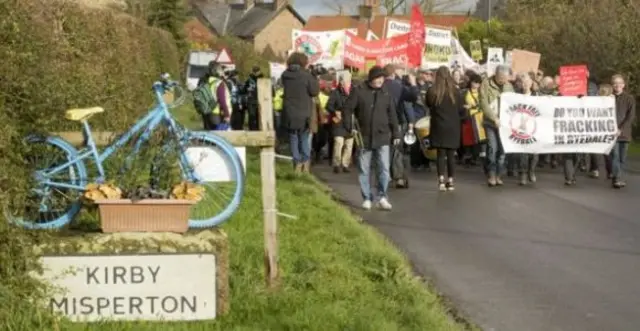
[195,52,636,211]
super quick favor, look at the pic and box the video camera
[309,64,328,77]
[224,69,239,78]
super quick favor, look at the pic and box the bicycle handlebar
[153,73,185,109]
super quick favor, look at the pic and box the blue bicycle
[7,74,245,229]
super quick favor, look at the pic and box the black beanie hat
[368,65,385,81]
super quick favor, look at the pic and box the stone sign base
[36,229,229,319]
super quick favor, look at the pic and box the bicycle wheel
[178,132,245,228]
[6,135,88,229]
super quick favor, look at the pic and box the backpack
[193,77,220,115]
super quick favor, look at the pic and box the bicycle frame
[41,82,188,191]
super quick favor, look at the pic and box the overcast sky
[293,0,478,19]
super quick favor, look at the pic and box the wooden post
[257,78,278,287]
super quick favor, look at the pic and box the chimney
[358,0,380,22]
[364,0,380,16]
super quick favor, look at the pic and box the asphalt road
[314,162,640,331]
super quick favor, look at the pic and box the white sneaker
[377,198,392,211]
[362,200,372,210]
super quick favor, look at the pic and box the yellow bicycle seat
[65,107,104,121]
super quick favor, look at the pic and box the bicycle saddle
[65,107,104,121]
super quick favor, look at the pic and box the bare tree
[382,0,466,14]
[321,0,465,15]
[321,0,358,15]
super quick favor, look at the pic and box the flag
[407,4,425,67]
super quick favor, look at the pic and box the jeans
[485,126,505,177]
[358,145,390,201]
[609,141,629,180]
[519,154,538,174]
[563,154,579,181]
[288,129,311,165]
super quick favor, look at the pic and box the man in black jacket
[281,52,320,173]
[243,66,263,131]
[343,66,400,211]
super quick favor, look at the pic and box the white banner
[498,92,618,154]
[449,38,480,72]
[291,29,345,69]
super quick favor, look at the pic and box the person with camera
[224,69,243,130]
[343,66,400,211]
[281,52,320,173]
[242,66,263,131]
[410,69,433,170]
[193,60,231,130]
[326,72,355,173]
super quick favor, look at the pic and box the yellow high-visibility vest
[273,88,284,112]
[318,92,329,114]
[208,77,231,115]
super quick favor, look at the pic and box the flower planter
[95,199,196,233]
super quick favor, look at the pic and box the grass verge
[9,156,464,331]
[2,100,465,330]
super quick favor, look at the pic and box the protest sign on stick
[470,40,482,61]
[510,49,540,75]
[486,47,504,75]
[559,65,588,96]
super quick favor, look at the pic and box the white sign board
[40,254,217,322]
[487,47,504,76]
[386,19,427,38]
[498,92,618,154]
[186,146,246,182]
[269,62,286,82]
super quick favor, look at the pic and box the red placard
[344,32,410,70]
[407,4,425,67]
[559,65,588,96]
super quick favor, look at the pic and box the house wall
[253,9,303,59]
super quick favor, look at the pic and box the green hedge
[0,0,180,328]
[0,0,180,133]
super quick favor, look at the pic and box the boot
[446,177,455,191]
[518,173,528,186]
[487,175,497,187]
[294,163,303,174]
[302,161,311,173]
[438,176,447,191]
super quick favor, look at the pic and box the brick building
[189,0,305,58]
[304,0,470,40]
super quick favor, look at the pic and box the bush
[0,0,180,133]
[0,0,181,328]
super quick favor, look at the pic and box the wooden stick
[257,78,279,287]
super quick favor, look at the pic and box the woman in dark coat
[426,66,466,191]
[281,52,320,173]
